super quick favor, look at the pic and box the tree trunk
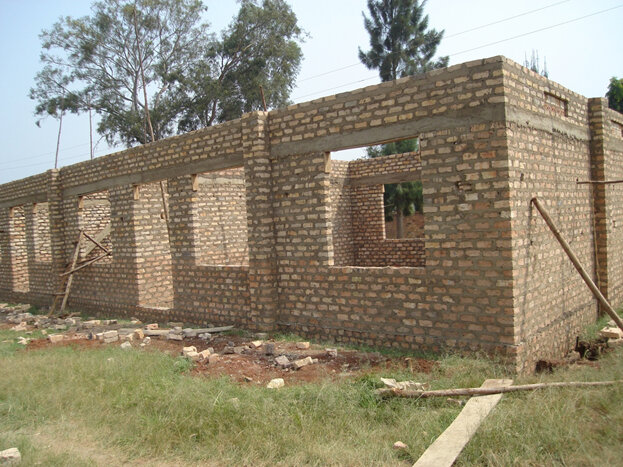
[396,210,404,239]
[89,107,93,160]
[54,111,63,169]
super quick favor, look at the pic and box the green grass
[1,326,623,466]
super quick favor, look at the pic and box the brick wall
[1,56,622,372]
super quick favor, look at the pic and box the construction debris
[0,447,21,465]
[267,378,285,389]
[381,377,428,391]
[393,441,408,450]
[378,380,623,399]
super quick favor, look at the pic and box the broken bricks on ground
[0,303,341,388]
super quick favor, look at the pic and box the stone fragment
[393,441,408,450]
[275,355,290,368]
[182,346,197,357]
[120,341,132,350]
[11,322,27,331]
[133,328,144,340]
[186,351,201,362]
[0,447,21,464]
[198,349,212,361]
[17,337,29,345]
[600,327,623,339]
[296,342,310,350]
[264,343,276,355]
[121,333,134,342]
[207,353,220,364]
[145,323,159,330]
[249,340,263,349]
[266,378,285,389]
[130,318,142,325]
[233,346,246,355]
[168,322,184,328]
[102,330,119,344]
[82,320,101,328]
[144,329,169,337]
[326,348,338,357]
[182,328,197,338]
[223,346,234,355]
[291,356,314,370]
[198,333,212,340]
[48,334,64,344]
[142,336,151,345]
[167,331,183,341]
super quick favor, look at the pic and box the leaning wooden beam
[82,231,110,255]
[377,380,622,399]
[531,197,623,333]
[413,379,512,467]
[82,223,111,258]
[60,252,111,277]
[59,230,84,315]
[577,179,623,185]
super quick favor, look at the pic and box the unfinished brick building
[1,56,622,372]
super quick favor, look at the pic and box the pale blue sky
[0,0,621,184]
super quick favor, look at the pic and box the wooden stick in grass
[377,380,623,398]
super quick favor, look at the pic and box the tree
[607,77,623,113]
[359,0,444,237]
[523,50,548,78]
[30,0,303,148]
[358,0,448,82]
[176,0,303,131]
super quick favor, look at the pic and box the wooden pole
[531,197,623,332]
[577,180,623,185]
[61,252,111,277]
[59,230,83,314]
[82,230,110,255]
[377,380,623,399]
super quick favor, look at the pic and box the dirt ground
[7,323,437,385]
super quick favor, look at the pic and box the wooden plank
[531,197,623,332]
[61,252,110,276]
[413,378,513,467]
[82,223,111,258]
[82,230,110,255]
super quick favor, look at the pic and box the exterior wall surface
[1,56,622,373]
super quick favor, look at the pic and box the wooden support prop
[82,223,111,258]
[61,252,110,277]
[377,380,622,399]
[82,230,110,255]
[531,197,623,332]
[577,179,623,185]
[49,230,83,316]
[413,379,512,467]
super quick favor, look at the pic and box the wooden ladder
[48,228,112,317]
[49,230,83,317]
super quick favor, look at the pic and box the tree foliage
[359,0,441,237]
[358,0,448,82]
[607,77,623,114]
[30,0,303,147]
[523,50,549,78]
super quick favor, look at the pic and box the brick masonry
[1,56,622,373]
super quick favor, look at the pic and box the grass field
[1,323,622,466]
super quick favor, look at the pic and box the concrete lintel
[506,106,591,141]
[348,171,422,186]
[270,105,506,158]
[0,193,47,209]
[62,153,244,197]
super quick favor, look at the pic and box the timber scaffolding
[1,56,622,373]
